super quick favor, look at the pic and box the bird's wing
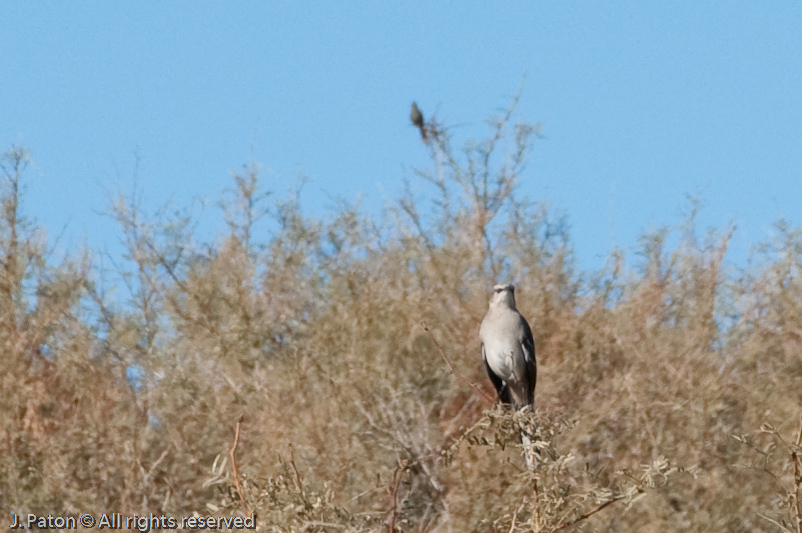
[483,344,511,404]
[519,317,537,405]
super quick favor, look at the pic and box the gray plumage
[479,284,536,408]
[480,283,538,468]
[410,102,427,140]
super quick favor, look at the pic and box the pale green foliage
[0,95,801,532]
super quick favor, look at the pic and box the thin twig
[422,322,494,404]
[552,495,626,531]
[508,498,525,533]
[387,459,408,532]
[794,451,802,533]
[229,416,250,512]
[140,446,170,485]
[794,414,802,533]
[302,522,346,530]
[442,413,493,463]
[288,444,310,508]
[758,512,795,533]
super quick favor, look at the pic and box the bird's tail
[418,123,428,142]
[517,406,538,470]
[520,426,535,470]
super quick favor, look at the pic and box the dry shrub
[0,95,801,532]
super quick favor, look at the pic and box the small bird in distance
[410,102,427,141]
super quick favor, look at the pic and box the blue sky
[3,2,801,272]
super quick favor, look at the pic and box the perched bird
[480,283,537,466]
[479,284,536,408]
[410,102,427,141]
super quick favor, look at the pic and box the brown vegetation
[1,99,800,531]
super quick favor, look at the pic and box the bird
[480,283,538,466]
[410,102,427,141]
[479,283,536,409]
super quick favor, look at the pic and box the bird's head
[410,102,423,123]
[489,283,517,310]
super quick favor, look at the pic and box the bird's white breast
[484,339,524,380]
[481,311,527,383]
